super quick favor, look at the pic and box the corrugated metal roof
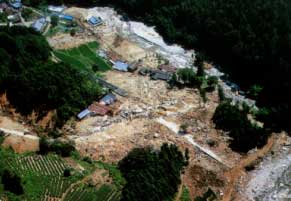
[88,16,103,26]
[77,109,91,119]
[113,61,129,72]
[58,14,73,21]
[100,93,117,105]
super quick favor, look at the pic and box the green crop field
[1,149,121,201]
[54,41,111,72]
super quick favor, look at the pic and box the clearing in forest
[54,41,111,72]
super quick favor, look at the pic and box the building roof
[10,2,21,9]
[113,61,129,72]
[31,18,47,32]
[58,14,73,21]
[88,16,103,26]
[48,5,65,13]
[150,70,172,81]
[77,109,91,119]
[88,103,110,116]
[100,93,117,105]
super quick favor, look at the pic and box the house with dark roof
[150,70,172,81]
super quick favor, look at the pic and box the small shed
[88,16,103,26]
[113,61,129,72]
[77,109,91,120]
[99,93,117,105]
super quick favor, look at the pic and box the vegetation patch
[54,41,111,72]
[118,143,188,201]
[0,26,102,126]
[212,101,269,153]
[180,186,191,201]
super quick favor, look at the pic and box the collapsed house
[96,77,128,97]
[77,93,119,120]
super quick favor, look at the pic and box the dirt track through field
[222,135,275,201]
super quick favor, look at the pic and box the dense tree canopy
[212,101,269,153]
[0,26,102,126]
[118,144,188,201]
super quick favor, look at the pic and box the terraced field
[3,152,121,201]
[6,154,67,176]
[54,41,111,72]
[64,184,120,201]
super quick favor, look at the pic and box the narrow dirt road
[222,135,275,201]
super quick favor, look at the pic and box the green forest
[118,144,188,201]
[29,0,290,133]
[0,26,102,126]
